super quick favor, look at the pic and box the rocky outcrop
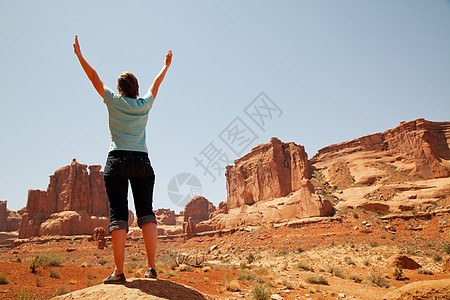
[0,201,24,232]
[191,138,333,233]
[443,256,450,274]
[183,196,215,225]
[155,209,176,225]
[226,137,310,209]
[314,119,450,179]
[383,278,450,300]
[0,201,6,231]
[19,159,109,238]
[93,227,106,249]
[53,277,209,300]
[387,254,421,270]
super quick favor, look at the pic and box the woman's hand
[73,35,82,57]
[165,50,172,67]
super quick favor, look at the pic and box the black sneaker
[103,271,126,284]
[144,268,157,279]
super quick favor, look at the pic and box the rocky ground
[0,204,449,300]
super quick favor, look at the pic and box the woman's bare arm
[149,50,172,100]
[73,35,105,98]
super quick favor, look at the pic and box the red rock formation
[314,119,450,179]
[6,207,24,232]
[387,254,421,270]
[0,201,23,232]
[183,196,215,225]
[0,201,6,231]
[155,208,176,225]
[192,138,333,233]
[225,137,310,210]
[19,159,109,238]
[93,227,106,249]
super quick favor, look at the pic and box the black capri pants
[103,150,157,233]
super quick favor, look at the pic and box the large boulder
[19,159,109,238]
[387,254,421,270]
[183,196,215,225]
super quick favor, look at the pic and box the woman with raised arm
[73,35,172,284]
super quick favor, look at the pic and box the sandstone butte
[18,159,110,238]
[313,118,450,179]
[0,201,24,232]
[193,137,334,232]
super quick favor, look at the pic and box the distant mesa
[19,159,110,238]
[0,201,24,232]
[11,118,450,241]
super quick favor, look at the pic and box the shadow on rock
[123,279,209,300]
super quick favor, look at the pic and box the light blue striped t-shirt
[103,87,154,153]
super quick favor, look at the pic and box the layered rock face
[183,196,216,225]
[183,196,216,234]
[0,201,6,231]
[155,208,177,225]
[0,201,24,232]
[226,137,310,209]
[312,119,450,213]
[19,159,109,238]
[194,138,333,232]
[314,119,450,179]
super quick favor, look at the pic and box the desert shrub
[348,273,361,283]
[256,267,270,275]
[238,269,255,281]
[30,251,64,271]
[296,262,314,272]
[0,274,9,284]
[240,262,247,270]
[367,272,390,288]
[226,280,241,292]
[98,259,108,266]
[250,283,272,300]
[417,268,433,275]
[10,257,21,263]
[444,244,450,255]
[282,278,295,289]
[393,266,403,280]
[49,268,60,279]
[17,287,41,300]
[433,254,443,262]
[306,275,329,285]
[177,264,193,272]
[35,275,44,287]
[246,253,256,264]
[363,259,371,266]
[54,285,70,296]
[328,265,344,278]
[344,256,356,266]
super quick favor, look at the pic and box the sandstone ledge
[53,278,211,300]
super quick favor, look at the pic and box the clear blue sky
[1,1,449,213]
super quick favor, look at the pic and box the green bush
[393,266,403,280]
[31,251,64,268]
[367,272,390,288]
[251,283,272,300]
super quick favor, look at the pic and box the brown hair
[117,72,139,98]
